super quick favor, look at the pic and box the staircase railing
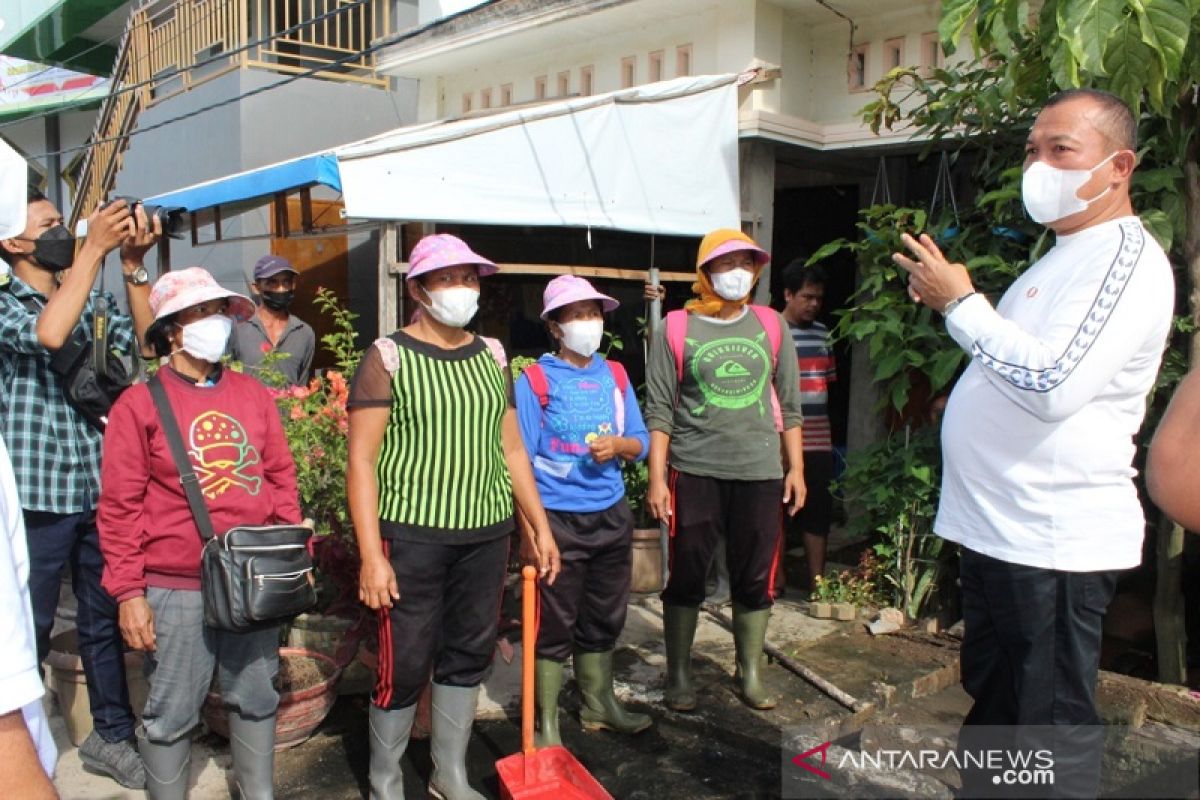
[70,0,391,228]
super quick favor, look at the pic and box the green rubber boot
[732,604,776,710]
[574,649,652,735]
[662,605,699,712]
[535,659,564,747]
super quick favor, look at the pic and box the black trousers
[661,471,783,610]
[373,535,509,710]
[957,547,1118,798]
[536,501,634,661]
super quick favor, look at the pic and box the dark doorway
[770,184,860,451]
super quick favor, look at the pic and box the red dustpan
[496,566,613,800]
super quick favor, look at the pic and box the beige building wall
[410,0,959,151]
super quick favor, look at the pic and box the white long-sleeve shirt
[936,216,1174,571]
[0,436,56,777]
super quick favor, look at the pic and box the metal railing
[71,0,391,226]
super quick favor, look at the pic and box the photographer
[0,187,159,790]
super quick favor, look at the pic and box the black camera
[110,196,188,239]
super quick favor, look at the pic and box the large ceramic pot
[630,527,664,594]
[204,647,340,750]
[47,629,150,747]
[287,612,374,696]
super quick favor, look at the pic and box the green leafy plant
[836,425,952,621]
[263,288,361,614]
[509,354,536,381]
[810,549,887,608]
[810,202,1034,415]
[622,459,654,528]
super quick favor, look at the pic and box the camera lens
[142,204,188,239]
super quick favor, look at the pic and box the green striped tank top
[377,333,513,542]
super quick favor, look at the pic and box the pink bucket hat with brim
[408,233,498,280]
[696,228,770,270]
[540,274,619,320]
[149,267,256,322]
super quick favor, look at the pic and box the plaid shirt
[0,275,135,513]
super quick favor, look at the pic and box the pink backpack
[522,359,630,435]
[664,306,784,432]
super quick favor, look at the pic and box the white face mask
[710,267,756,302]
[178,315,232,363]
[558,319,604,359]
[1021,152,1118,225]
[420,286,479,328]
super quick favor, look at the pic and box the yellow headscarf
[684,228,771,316]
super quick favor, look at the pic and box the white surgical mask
[178,315,232,363]
[711,268,755,302]
[1021,152,1118,225]
[420,286,479,328]
[559,319,604,358]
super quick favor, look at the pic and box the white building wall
[407,0,959,148]
[422,8,727,121]
[799,5,956,126]
[418,0,488,24]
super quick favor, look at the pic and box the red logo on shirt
[1026,287,1039,298]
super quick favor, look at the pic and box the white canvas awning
[335,74,741,236]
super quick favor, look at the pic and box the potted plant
[623,459,664,594]
[808,549,886,621]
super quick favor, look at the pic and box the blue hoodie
[515,353,649,513]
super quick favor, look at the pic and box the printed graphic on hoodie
[687,330,771,418]
[187,411,262,499]
[543,373,620,466]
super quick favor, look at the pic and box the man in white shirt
[0,143,56,796]
[0,431,58,798]
[895,89,1174,794]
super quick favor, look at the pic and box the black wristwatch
[124,266,150,286]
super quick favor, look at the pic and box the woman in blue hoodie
[515,275,652,746]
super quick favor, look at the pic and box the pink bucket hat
[149,267,255,322]
[540,275,619,320]
[696,228,770,270]
[408,234,498,280]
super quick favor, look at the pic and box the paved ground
[51,593,859,799]
[48,529,1200,798]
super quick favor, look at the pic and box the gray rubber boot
[138,731,192,800]
[428,684,485,800]
[229,713,276,799]
[574,649,652,735]
[662,605,700,712]
[535,658,564,748]
[368,704,417,800]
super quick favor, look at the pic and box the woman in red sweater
[98,267,300,800]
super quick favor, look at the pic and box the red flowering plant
[260,288,362,617]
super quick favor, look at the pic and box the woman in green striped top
[347,234,558,800]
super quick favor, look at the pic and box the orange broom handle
[521,565,537,757]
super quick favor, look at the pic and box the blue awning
[144,152,341,212]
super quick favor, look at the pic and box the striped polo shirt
[790,321,836,452]
[375,333,514,543]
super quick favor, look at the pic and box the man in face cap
[229,254,316,386]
